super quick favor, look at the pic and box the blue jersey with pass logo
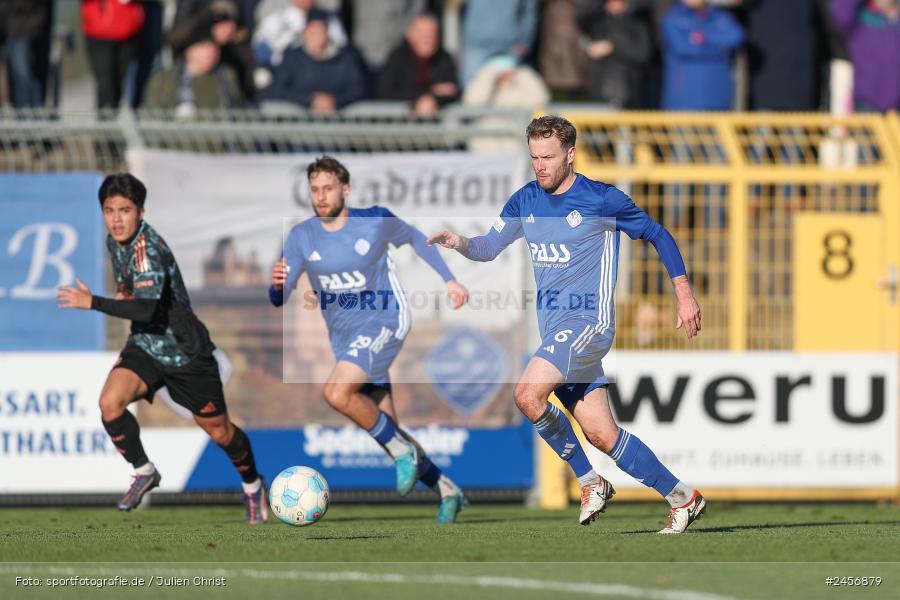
[281,206,451,345]
[477,174,664,339]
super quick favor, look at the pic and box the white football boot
[658,491,707,534]
[579,476,616,525]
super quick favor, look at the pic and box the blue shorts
[332,322,403,390]
[533,318,613,409]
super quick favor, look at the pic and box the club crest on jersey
[566,210,583,228]
[354,238,370,256]
[492,217,506,233]
[529,242,571,264]
[308,250,322,261]
[318,270,367,291]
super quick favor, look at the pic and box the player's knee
[586,428,618,454]
[203,422,232,446]
[98,394,127,421]
[323,383,351,413]
[513,384,545,421]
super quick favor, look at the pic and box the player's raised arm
[607,186,701,339]
[57,278,93,310]
[59,270,161,323]
[380,207,468,310]
[428,196,524,263]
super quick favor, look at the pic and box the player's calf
[532,402,612,524]
[217,424,266,522]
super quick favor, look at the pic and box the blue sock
[533,403,594,479]
[609,428,678,497]
[367,412,399,446]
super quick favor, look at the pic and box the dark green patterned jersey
[107,221,214,366]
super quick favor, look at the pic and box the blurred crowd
[0,0,898,116]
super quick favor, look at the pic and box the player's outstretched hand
[675,294,701,339]
[57,278,92,310]
[446,280,469,310]
[272,257,288,291]
[427,230,462,250]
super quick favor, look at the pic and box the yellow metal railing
[562,111,900,352]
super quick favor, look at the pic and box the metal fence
[0,104,533,173]
[567,110,900,352]
[4,107,900,353]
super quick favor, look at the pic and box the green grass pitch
[1,502,898,599]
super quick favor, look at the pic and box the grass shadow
[619,519,900,535]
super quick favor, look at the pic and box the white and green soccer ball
[269,466,330,526]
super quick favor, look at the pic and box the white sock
[135,462,155,476]
[665,481,695,507]
[436,474,459,498]
[576,470,600,487]
[242,478,262,494]
[384,436,410,459]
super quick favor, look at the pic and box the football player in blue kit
[428,116,706,534]
[269,156,470,523]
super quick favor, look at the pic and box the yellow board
[794,214,884,350]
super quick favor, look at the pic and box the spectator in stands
[167,0,257,116]
[81,0,147,113]
[464,55,550,108]
[253,0,346,71]
[579,0,653,108]
[343,0,434,81]
[263,12,367,113]
[255,0,291,20]
[743,0,830,111]
[0,0,50,109]
[127,0,165,109]
[237,0,260,29]
[830,0,900,113]
[660,0,744,110]
[537,0,592,99]
[463,55,551,150]
[460,0,538,85]
[378,14,459,116]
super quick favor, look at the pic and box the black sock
[396,427,441,488]
[220,426,259,484]
[418,455,441,488]
[102,412,149,469]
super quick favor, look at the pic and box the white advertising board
[592,352,899,489]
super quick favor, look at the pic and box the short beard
[538,167,571,194]
[315,201,345,222]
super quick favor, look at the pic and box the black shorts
[113,344,227,417]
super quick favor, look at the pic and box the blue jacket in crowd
[263,44,368,109]
[661,2,745,111]
[460,0,537,84]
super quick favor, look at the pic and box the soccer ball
[269,466,330,526]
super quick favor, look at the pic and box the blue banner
[0,173,105,350]
[185,422,534,491]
